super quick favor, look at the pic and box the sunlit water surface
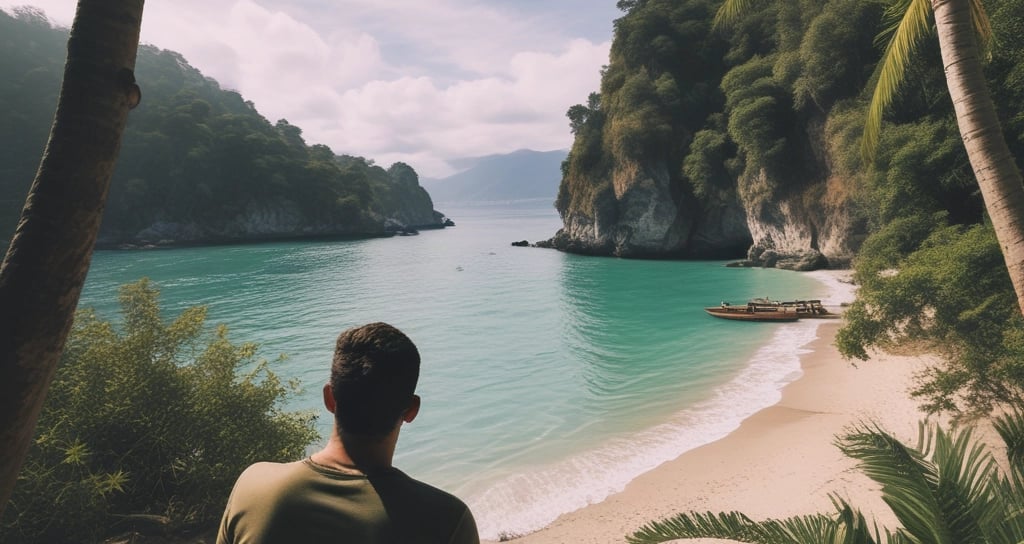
[81,200,839,538]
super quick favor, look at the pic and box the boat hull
[704,307,800,322]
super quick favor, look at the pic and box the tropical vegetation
[0,0,147,519]
[559,0,1024,415]
[0,280,319,543]
[593,0,1024,538]
[627,412,1024,543]
[0,7,438,249]
[3,0,1024,539]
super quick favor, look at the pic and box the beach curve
[487,271,938,543]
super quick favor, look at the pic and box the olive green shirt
[217,459,479,544]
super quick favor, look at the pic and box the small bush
[1,279,320,543]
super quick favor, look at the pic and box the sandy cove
[492,320,940,544]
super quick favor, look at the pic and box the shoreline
[494,281,936,543]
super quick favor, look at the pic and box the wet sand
[496,320,938,543]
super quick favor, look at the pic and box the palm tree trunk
[932,0,1024,315]
[0,0,144,514]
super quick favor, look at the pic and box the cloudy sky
[3,0,620,177]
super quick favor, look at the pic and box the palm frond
[712,0,760,30]
[993,410,1024,479]
[968,0,993,55]
[993,411,1024,540]
[829,495,906,544]
[626,510,849,544]
[860,0,933,162]
[627,511,762,543]
[837,422,949,542]
[838,421,1004,544]
[930,424,1001,541]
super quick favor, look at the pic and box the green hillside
[0,7,443,248]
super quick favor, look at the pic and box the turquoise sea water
[80,200,839,538]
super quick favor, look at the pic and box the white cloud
[1,0,614,178]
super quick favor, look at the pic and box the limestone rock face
[378,163,443,229]
[548,160,752,258]
[101,190,445,248]
[688,197,752,258]
[550,161,688,256]
[223,200,306,236]
[549,134,862,269]
[124,198,370,245]
[739,168,859,270]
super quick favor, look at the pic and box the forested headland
[554,0,1024,415]
[5,0,1024,540]
[553,0,1024,265]
[0,7,446,249]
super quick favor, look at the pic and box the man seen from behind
[217,322,479,544]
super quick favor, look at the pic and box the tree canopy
[558,0,1024,413]
[0,9,440,249]
[0,280,319,543]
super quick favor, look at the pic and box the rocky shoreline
[98,216,453,250]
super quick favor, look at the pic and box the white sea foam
[469,319,821,539]
[470,271,847,539]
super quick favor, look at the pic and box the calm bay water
[80,200,837,538]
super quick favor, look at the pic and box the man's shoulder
[375,469,469,509]
[237,459,307,481]
[369,469,478,543]
[231,459,315,497]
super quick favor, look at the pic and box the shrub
[0,279,319,543]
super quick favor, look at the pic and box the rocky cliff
[545,0,874,269]
[546,158,751,258]
[546,121,862,269]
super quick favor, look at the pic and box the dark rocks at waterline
[729,248,831,271]
[511,240,530,247]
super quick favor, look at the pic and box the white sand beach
[492,301,941,543]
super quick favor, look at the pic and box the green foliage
[0,280,319,543]
[596,0,1024,515]
[628,509,869,543]
[860,0,935,160]
[837,423,999,543]
[859,119,976,229]
[628,414,1024,543]
[606,68,675,160]
[837,218,1024,414]
[558,0,888,224]
[682,113,737,202]
[722,55,792,181]
[791,0,879,111]
[0,9,432,247]
[559,0,727,218]
[0,8,66,239]
[987,0,1024,163]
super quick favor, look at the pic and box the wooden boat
[748,298,839,319]
[704,304,801,322]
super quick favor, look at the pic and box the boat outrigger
[704,298,837,322]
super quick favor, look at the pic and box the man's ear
[323,383,337,414]
[402,395,421,423]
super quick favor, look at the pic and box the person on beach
[217,322,479,544]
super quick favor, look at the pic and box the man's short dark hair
[330,322,420,436]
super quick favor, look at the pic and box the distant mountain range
[422,149,567,204]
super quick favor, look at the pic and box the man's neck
[312,427,399,473]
